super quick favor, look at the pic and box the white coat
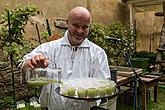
[22,30,111,110]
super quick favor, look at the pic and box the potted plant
[131,51,157,73]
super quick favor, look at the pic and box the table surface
[111,65,143,77]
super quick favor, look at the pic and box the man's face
[67,17,90,46]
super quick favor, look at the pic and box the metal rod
[113,41,146,110]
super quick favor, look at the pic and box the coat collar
[61,30,90,48]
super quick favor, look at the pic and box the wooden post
[129,3,134,29]
[86,0,91,12]
[163,2,165,24]
[35,24,42,44]
[46,19,52,36]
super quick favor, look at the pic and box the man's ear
[66,19,68,25]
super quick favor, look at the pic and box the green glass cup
[97,87,106,97]
[86,88,97,98]
[105,86,113,95]
[77,88,87,98]
[67,87,76,97]
[61,87,68,96]
[105,84,116,95]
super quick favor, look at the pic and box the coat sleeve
[19,43,52,107]
[92,50,111,79]
[23,43,50,61]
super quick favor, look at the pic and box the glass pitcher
[26,61,62,86]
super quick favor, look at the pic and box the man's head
[67,6,91,46]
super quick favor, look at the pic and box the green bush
[0,96,15,109]
[106,21,138,65]
[131,51,157,65]
[88,21,138,65]
[0,5,39,66]
[88,23,112,65]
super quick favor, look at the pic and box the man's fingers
[38,55,48,68]
[44,59,49,67]
[26,60,35,69]
[34,55,42,65]
[28,61,35,69]
[30,54,48,68]
[30,57,38,67]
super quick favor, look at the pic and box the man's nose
[77,27,84,33]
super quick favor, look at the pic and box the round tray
[55,87,119,101]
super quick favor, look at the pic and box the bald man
[20,6,110,110]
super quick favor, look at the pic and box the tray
[55,87,119,101]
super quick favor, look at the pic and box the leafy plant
[88,23,113,65]
[88,21,138,65]
[88,23,106,46]
[41,31,49,42]
[131,51,157,66]
[0,5,39,65]
[106,21,138,65]
[0,96,15,109]
[0,5,39,109]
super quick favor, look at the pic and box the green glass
[67,87,76,97]
[97,87,106,97]
[77,88,87,98]
[87,88,97,98]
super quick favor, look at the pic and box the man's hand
[23,54,49,71]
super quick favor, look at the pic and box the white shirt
[22,30,111,110]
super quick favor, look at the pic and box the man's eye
[72,24,79,28]
[82,26,89,29]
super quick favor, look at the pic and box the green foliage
[88,23,106,45]
[131,51,157,66]
[88,23,115,64]
[0,96,15,109]
[106,21,138,65]
[0,97,42,110]
[41,31,49,42]
[0,5,39,65]
[12,103,41,110]
[88,21,138,65]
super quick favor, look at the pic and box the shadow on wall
[117,2,130,24]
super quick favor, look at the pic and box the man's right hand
[23,54,49,71]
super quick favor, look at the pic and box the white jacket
[22,31,111,110]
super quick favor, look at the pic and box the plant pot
[130,57,150,73]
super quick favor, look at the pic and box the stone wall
[0,0,162,52]
[0,0,130,47]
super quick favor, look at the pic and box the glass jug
[26,61,62,86]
